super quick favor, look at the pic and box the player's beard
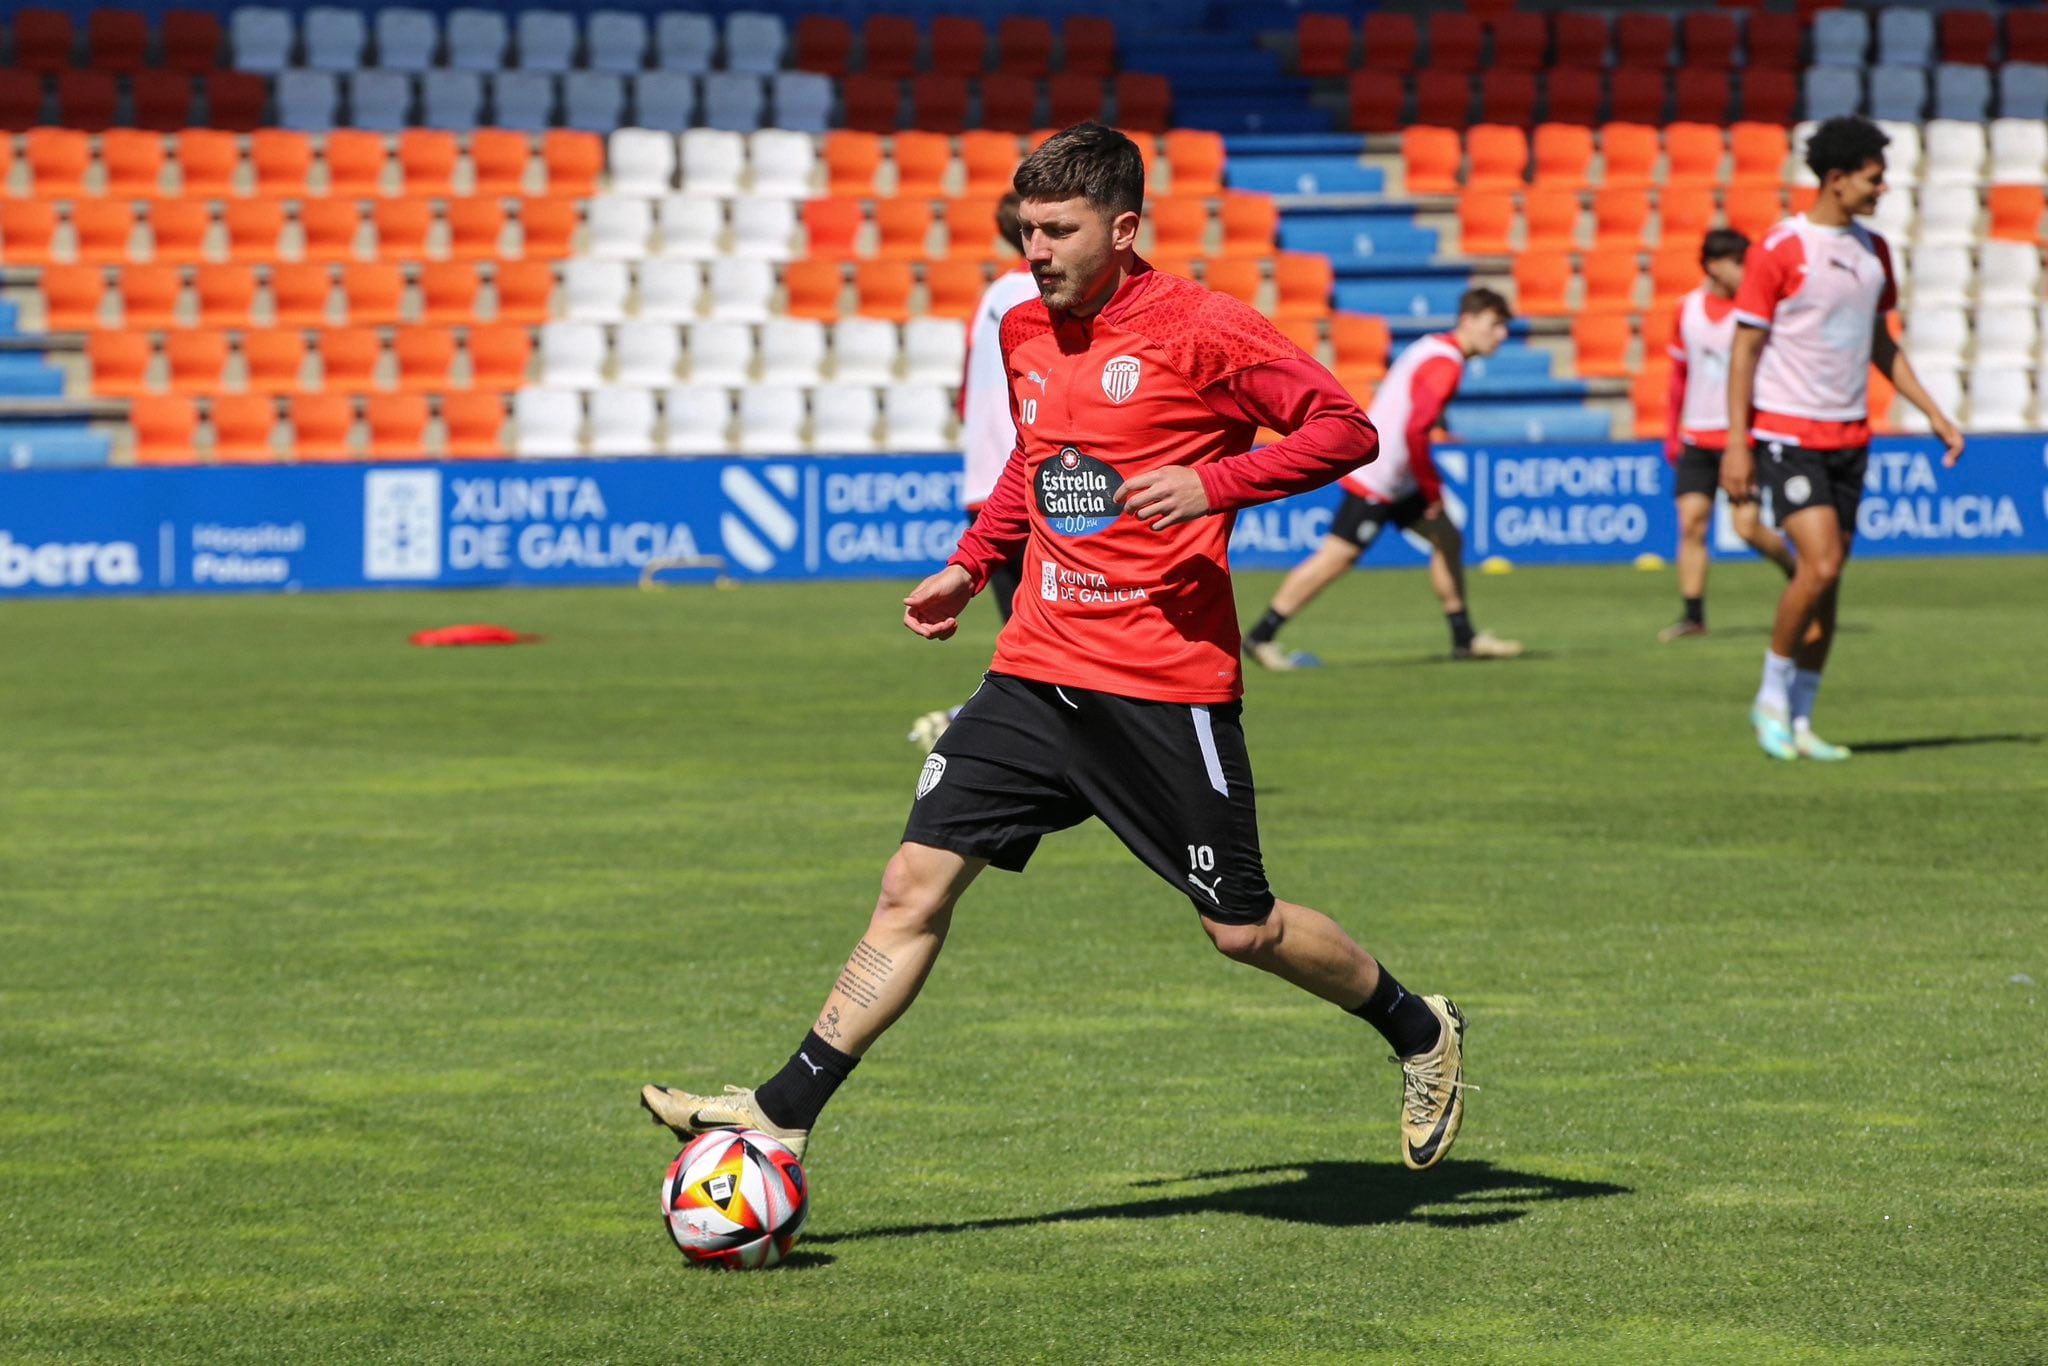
[1034,244,1114,313]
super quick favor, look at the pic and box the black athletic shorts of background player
[901,672,1276,925]
[1329,490,1431,549]
[965,504,1023,622]
[1757,441,1869,533]
[1674,444,1726,500]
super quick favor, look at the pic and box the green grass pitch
[3,557,2043,1363]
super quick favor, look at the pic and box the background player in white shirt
[1244,288,1521,668]
[1659,229,1795,643]
[1724,116,1964,760]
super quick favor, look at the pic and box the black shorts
[1674,445,1724,499]
[1329,491,1429,549]
[1757,440,1868,533]
[901,671,1275,924]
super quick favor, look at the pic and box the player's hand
[1719,442,1756,503]
[1114,466,1210,530]
[1931,414,1965,467]
[903,564,974,640]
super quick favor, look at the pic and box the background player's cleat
[1750,705,1798,760]
[907,709,951,753]
[1455,631,1524,660]
[1658,619,1708,643]
[1795,729,1852,762]
[641,1083,809,1160]
[1397,996,1467,1171]
[1245,641,1322,671]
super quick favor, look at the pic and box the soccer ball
[661,1129,809,1269]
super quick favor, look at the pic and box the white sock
[1789,668,1823,734]
[1755,652,1795,715]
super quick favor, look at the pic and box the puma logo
[798,1052,823,1077]
[1186,873,1223,905]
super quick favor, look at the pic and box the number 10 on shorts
[1188,845,1215,871]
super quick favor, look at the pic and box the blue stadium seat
[230,6,295,73]
[375,8,438,72]
[277,69,340,131]
[702,72,766,132]
[303,6,366,72]
[1803,67,1863,121]
[347,70,415,130]
[0,357,66,399]
[564,72,626,133]
[772,72,833,134]
[447,8,509,71]
[1279,215,1438,263]
[1447,403,1613,442]
[516,10,578,72]
[1811,9,1869,67]
[1867,66,1927,121]
[1876,7,1935,67]
[1334,278,1469,317]
[1224,155,1384,196]
[632,72,696,132]
[422,69,483,129]
[1933,64,1992,122]
[2001,63,2048,120]
[588,10,649,73]
[724,11,786,76]
[1,424,111,467]
[656,12,717,74]
[490,71,556,131]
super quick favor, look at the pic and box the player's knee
[1800,551,1845,587]
[1200,909,1279,964]
[874,850,952,932]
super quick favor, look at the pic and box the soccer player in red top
[644,125,1470,1173]
[1658,228,1795,643]
[1724,116,1964,760]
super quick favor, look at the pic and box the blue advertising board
[2,435,2044,599]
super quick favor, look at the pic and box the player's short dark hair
[996,191,1022,254]
[1806,115,1890,182]
[1701,228,1749,265]
[1013,122,1145,219]
[1458,287,1512,324]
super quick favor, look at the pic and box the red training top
[948,262,1380,703]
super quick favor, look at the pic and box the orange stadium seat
[196,264,259,326]
[854,259,915,323]
[1663,124,1725,189]
[782,258,845,321]
[1512,250,1571,316]
[177,129,241,199]
[26,129,91,197]
[1631,358,1671,440]
[1203,256,1262,307]
[1658,186,1716,249]
[1729,123,1790,190]
[1522,187,1581,250]
[1149,196,1209,258]
[875,197,934,260]
[1,200,60,266]
[269,262,333,327]
[290,394,357,461]
[492,260,555,323]
[1641,307,1675,360]
[148,199,212,265]
[471,129,532,196]
[103,130,167,197]
[73,201,139,266]
[802,196,864,259]
[1572,313,1633,379]
[467,325,533,390]
[1048,72,1105,127]
[1147,254,1198,281]
[367,393,431,458]
[88,330,153,396]
[1532,124,1594,191]
[1650,245,1700,307]
[225,200,286,262]
[1581,252,1641,314]
[399,130,459,197]
[1123,132,1160,190]
[1986,186,2046,244]
[892,132,952,198]
[1275,317,1322,357]
[317,327,383,392]
[300,198,363,262]
[419,261,483,325]
[114,264,177,329]
[1600,124,1660,190]
[1466,125,1529,191]
[961,131,1020,196]
[373,198,435,262]
[1592,187,1651,252]
[243,328,308,392]
[1219,193,1278,255]
[518,197,579,258]
[252,129,313,199]
[1164,130,1225,196]
[1457,189,1515,255]
[395,328,458,392]
[447,197,506,260]
[941,196,1001,260]
[825,131,884,197]
[342,263,406,326]
[211,394,279,461]
[325,131,388,199]
[1725,187,1783,241]
[1330,312,1391,383]
[1273,253,1332,322]
[167,329,231,393]
[442,391,509,458]
[133,396,201,464]
[923,258,987,320]
[541,131,603,196]
[1402,127,1461,196]
[1786,185,1818,216]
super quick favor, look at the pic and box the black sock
[1446,610,1475,651]
[1247,608,1287,646]
[752,1031,859,1131]
[1683,596,1704,626]
[1348,967,1442,1057]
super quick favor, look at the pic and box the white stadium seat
[706,257,776,322]
[1865,186,1915,244]
[514,388,583,456]
[1895,366,1963,433]
[680,129,746,196]
[1876,120,1922,186]
[563,259,632,322]
[538,321,608,389]
[737,383,805,452]
[1913,185,1978,247]
[903,318,967,384]
[1905,245,1971,307]
[1971,305,2040,368]
[1966,367,2032,431]
[586,196,653,259]
[1988,119,2048,185]
[662,385,733,454]
[1977,241,2043,306]
[686,321,755,384]
[656,194,724,258]
[883,383,954,450]
[1789,122,1819,188]
[728,197,797,260]
[1903,305,1968,369]
[634,259,705,322]
[749,129,818,198]
[613,321,684,387]
[608,128,676,197]
[758,318,829,384]
[588,387,660,454]
[1921,120,1987,186]
[810,384,881,452]
[831,317,901,384]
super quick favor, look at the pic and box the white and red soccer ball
[661,1129,808,1269]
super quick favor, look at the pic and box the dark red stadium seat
[1296,15,1354,78]
[1113,73,1171,133]
[1426,14,1483,71]
[88,10,150,73]
[0,70,43,131]
[1552,12,1610,66]
[2008,12,2048,66]
[1745,14,1802,69]
[1937,12,1995,66]
[1049,72,1104,126]
[1414,68,1472,128]
[909,73,969,132]
[1544,67,1603,126]
[1361,13,1418,73]
[1061,17,1117,78]
[1681,13,1738,68]
[1614,15,1673,68]
[56,71,119,131]
[979,72,1037,132]
[205,71,268,131]
[998,17,1053,77]
[132,70,195,132]
[12,9,75,75]
[1490,13,1548,70]
[1609,67,1667,124]
[162,9,224,74]
[862,16,920,79]
[1348,70,1403,132]
[840,74,899,132]
[930,17,987,75]
[1479,69,1538,125]
[792,16,852,75]
[1738,68,1798,124]
[1674,68,1731,123]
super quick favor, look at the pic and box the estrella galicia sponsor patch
[1037,447,1119,537]
[917,753,946,798]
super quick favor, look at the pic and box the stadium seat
[1329,313,1391,385]
[133,396,201,464]
[840,74,901,133]
[489,72,556,132]
[1895,366,1965,434]
[1935,11,1995,66]
[471,129,532,197]
[727,196,796,261]
[1972,304,2039,368]
[1990,120,2048,185]
[582,387,655,456]
[1866,66,1926,122]
[53,69,117,132]
[977,73,1038,134]
[1663,124,1725,190]
[395,328,457,392]
[109,265,174,330]
[893,131,953,198]
[1203,257,1261,309]
[2001,63,2048,122]
[446,200,507,263]
[163,10,225,74]
[773,258,838,322]
[1615,13,1673,69]
[1512,250,1571,316]
[296,200,359,264]
[824,132,883,198]
[1361,13,1419,73]
[703,72,767,133]
[656,12,716,74]
[277,70,342,132]
[1296,14,1353,77]
[394,130,458,198]
[866,198,926,262]
[1682,13,1738,68]
[1986,185,2046,243]
[629,71,695,133]
[828,316,899,385]
[513,10,576,72]
[1811,10,1868,67]
[25,129,89,198]
[1347,71,1403,134]
[197,264,259,327]
[607,129,674,198]
[304,7,367,71]
[1218,194,1278,256]
[230,6,293,73]
[562,260,630,323]
[1581,252,1640,314]
[74,202,138,267]
[213,395,280,462]
[793,15,852,76]
[613,321,683,388]
[811,384,880,452]
[1466,126,1528,191]
[290,393,358,461]
[1730,123,1790,189]
[1572,314,1632,379]
[725,11,787,76]
[318,327,383,392]
[1113,74,1172,133]
[1738,69,1799,125]
[853,260,915,324]
[342,263,405,326]
[88,331,152,397]
[539,321,608,390]
[1648,245,1700,308]
[134,71,197,132]
[542,132,604,197]
[467,324,533,389]
[420,70,485,131]
[325,130,388,198]
[1050,72,1107,128]
[931,16,989,77]
[883,384,953,451]
[1148,196,1208,259]
[249,129,311,199]
[750,129,817,199]
[958,132,1019,200]
[758,318,828,385]
[1414,70,1473,129]
[1725,187,1784,240]
[1924,122,1987,187]
[708,257,776,323]
[1904,306,1969,369]
[587,10,648,73]
[1427,13,1483,71]
[1933,65,1992,122]
[0,201,58,267]
[923,259,986,321]
[442,392,507,459]
[1601,124,1660,191]
[1530,124,1593,192]
[1674,70,1731,126]
[1965,367,2031,432]
[270,263,334,327]
[1401,127,1461,196]
[340,70,408,128]
[999,16,1055,78]
[1592,187,1652,252]
[516,197,579,259]
[1521,188,1580,251]
[661,384,731,453]
[1907,244,1972,307]
[679,320,750,386]
[656,194,723,260]
[244,328,308,392]
[376,8,438,71]
[1489,12,1547,71]
[736,384,804,453]
[1658,186,1716,247]
[514,388,582,456]
[679,129,745,197]
[1273,254,1332,322]
[589,196,654,260]
[148,200,212,267]
[1878,8,1935,68]
[104,131,167,198]
[493,260,556,324]
[0,70,43,132]
[362,393,430,458]
[902,318,964,386]
[1457,190,1515,255]
[373,199,434,263]
[1478,71,1537,127]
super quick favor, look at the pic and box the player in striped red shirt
[1724,117,1964,760]
[645,125,1471,1175]
[1658,229,1795,643]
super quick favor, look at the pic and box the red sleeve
[1401,355,1460,503]
[1665,355,1689,461]
[1192,354,1380,513]
[1733,233,1798,329]
[947,436,1028,592]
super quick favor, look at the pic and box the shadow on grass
[808,1160,1628,1244]
[1843,732,2043,755]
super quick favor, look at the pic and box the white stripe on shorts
[1190,705,1229,797]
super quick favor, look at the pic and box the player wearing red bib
[645,125,1471,1174]
[1659,229,1795,642]
[1724,116,1964,760]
